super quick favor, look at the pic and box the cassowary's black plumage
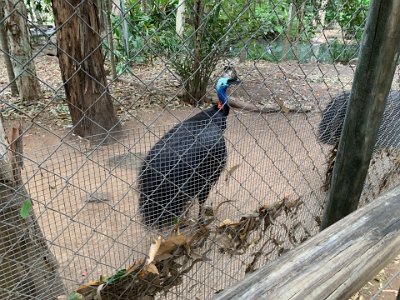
[138,77,238,228]
[318,90,400,148]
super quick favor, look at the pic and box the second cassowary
[318,90,400,148]
[138,77,239,228]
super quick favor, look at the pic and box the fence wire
[0,0,399,299]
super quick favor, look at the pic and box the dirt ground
[0,49,399,299]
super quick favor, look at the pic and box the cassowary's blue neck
[217,87,228,108]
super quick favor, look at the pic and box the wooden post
[321,0,400,229]
[212,185,400,300]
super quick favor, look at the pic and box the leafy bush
[326,0,370,39]
[318,39,359,63]
[161,0,249,104]
[108,0,367,83]
[110,0,177,72]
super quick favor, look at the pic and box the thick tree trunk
[0,123,65,299]
[0,1,18,96]
[51,0,121,140]
[2,0,42,101]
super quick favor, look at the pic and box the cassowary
[318,90,400,148]
[138,77,239,228]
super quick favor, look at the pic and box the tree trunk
[239,1,251,63]
[0,1,18,96]
[2,0,42,101]
[319,0,329,27]
[0,123,65,299]
[294,1,305,59]
[119,0,130,56]
[95,0,106,37]
[141,0,147,12]
[51,0,121,140]
[176,0,185,37]
[185,0,204,105]
[283,2,296,60]
[105,0,117,79]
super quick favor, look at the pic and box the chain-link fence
[0,0,399,299]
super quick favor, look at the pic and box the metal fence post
[321,0,400,229]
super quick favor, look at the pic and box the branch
[108,77,312,114]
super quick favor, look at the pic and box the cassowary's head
[216,77,240,108]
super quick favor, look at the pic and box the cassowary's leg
[198,185,212,223]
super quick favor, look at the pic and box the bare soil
[0,49,399,299]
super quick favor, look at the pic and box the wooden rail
[213,185,400,300]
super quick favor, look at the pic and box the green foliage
[67,291,84,300]
[326,0,370,39]
[231,38,358,64]
[251,1,316,42]
[110,0,178,71]
[162,0,250,104]
[108,0,368,81]
[20,199,32,219]
[106,269,127,284]
[252,1,289,39]
[320,39,359,63]
[24,0,53,23]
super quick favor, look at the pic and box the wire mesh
[0,0,399,299]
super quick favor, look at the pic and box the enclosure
[0,0,399,299]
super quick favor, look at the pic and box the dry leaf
[225,164,240,181]
[145,263,159,275]
[155,235,188,259]
[219,219,240,227]
[147,236,162,265]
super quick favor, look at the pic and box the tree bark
[176,0,185,37]
[283,2,296,60]
[184,0,204,105]
[0,1,18,96]
[319,0,329,27]
[51,0,121,140]
[0,122,65,299]
[294,1,305,59]
[119,0,129,56]
[105,0,117,80]
[2,0,42,101]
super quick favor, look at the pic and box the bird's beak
[228,78,241,85]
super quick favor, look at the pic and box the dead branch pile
[65,196,309,300]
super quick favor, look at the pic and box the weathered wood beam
[213,184,400,300]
